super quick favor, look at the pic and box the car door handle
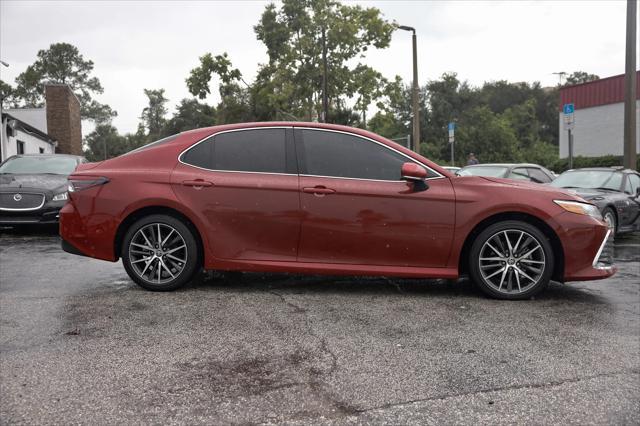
[182,179,213,189]
[302,186,335,195]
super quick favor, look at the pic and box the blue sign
[448,122,455,131]
[563,103,574,115]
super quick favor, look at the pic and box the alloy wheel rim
[478,229,545,295]
[129,223,187,284]
[604,212,615,231]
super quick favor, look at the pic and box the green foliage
[0,79,17,108]
[83,124,145,161]
[252,0,395,120]
[11,43,116,123]
[140,89,169,141]
[186,53,243,100]
[163,98,216,136]
[550,155,640,173]
[564,71,600,86]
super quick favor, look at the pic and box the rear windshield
[458,166,509,177]
[0,156,78,175]
[123,134,179,156]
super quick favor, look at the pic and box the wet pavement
[0,227,639,425]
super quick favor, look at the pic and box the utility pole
[623,0,637,170]
[0,60,8,161]
[321,27,329,123]
[399,25,420,152]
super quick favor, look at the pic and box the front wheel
[469,220,554,300]
[122,214,200,291]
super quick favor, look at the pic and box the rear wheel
[469,220,554,300]
[122,214,200,291]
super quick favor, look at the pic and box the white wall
[559,100,640,157]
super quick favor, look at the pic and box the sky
[0,0,635,135]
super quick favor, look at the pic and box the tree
[84,124,127,161]
[163,98,216,136]
[140,89,168,141]
[564,71,600,86]
[0,80,17,108]
[11,43,116,123]
[253,0,395,120]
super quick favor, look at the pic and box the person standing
[467,153,479,165]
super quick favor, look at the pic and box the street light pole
[0,60,8,161]
[399,25,420,152]
[623,0,637,170]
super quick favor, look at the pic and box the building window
[17,140,25,155]
[39,147,45,154]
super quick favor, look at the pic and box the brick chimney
[45,84,82,155]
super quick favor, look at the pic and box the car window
[300,129,427,180]
[458,166,509,177]
[0,156,78,175]
[508,168,530,180]
[527,167,551,183]
[626,174,640,195]
[181,129,287,173]
[551,170,623,191]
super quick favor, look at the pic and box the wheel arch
[458,212,564,282]
[114,205,205,267]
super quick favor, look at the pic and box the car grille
[0,192,45,211]
[593,230,615,269]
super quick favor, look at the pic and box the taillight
[68,176,109,192]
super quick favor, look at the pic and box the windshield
[123,134,179,156]
[458,166,509,177]
[550,170,623,191]
[0,156,78,175]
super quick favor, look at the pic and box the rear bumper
[61,238,90,257]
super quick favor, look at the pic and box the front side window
[626,174,640,195]
[300,129,423,181]
[182,128,287,174]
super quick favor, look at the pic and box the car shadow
[182,271,607,304]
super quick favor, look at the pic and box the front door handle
[302,186,335,195]
[182,179,213,189]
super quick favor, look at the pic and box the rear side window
[508,168,530,180]
[300,129,425,181]
[181,129,287,173]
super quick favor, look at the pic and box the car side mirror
[636,187,640,197]
[401,162,427,182]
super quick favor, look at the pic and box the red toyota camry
[59,122,615,299]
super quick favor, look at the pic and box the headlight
[52,192,68,201]
[554,200,602,220]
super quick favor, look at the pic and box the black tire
[122,214,200,291]
[602,207,617,235]
[469,220,554,300]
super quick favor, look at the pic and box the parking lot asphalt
[0,227,639,425]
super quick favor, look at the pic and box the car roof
[565,167,637,174]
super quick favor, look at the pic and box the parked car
[60,123,614,300]
[550,167,640,235]
[0,154,85,226]
[442,166,461,173]
[457,163,556,184]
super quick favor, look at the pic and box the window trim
[178,126,444,181]
[294,127,444,182]
[178,126,295,176]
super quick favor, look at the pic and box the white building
[559,72,640,158]
[0,84,82,162]
[0,111,57,159]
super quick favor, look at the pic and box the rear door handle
[182,179,213,189]
[302,186,335,195]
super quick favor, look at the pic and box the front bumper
[0,206,62,225]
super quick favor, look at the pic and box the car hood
[476,176,588,201]
[560,188,615,201]
[0,173,68,194]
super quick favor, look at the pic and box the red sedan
[60,122,615,299]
